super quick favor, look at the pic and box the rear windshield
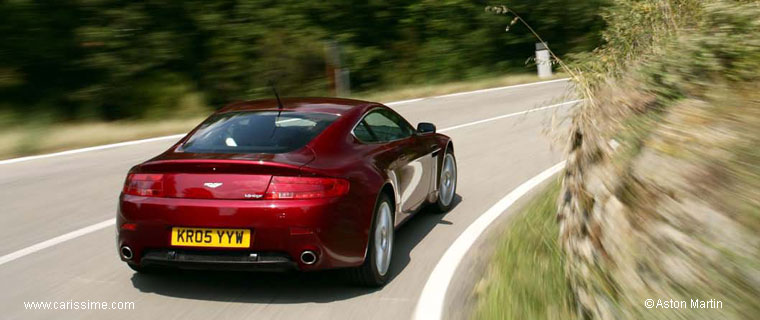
[180,111,339,154]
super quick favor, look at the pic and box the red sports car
[117,97,457,286]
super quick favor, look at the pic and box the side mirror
[416,122,436,134]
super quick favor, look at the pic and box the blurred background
[0,0,603,123]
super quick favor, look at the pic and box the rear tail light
[123,173,164,197]
[120,223,138,231]
[121,173,348,199]
[263,176,350,200]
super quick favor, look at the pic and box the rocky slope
[557,1,760,319]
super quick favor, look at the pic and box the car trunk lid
[133,158,306,200]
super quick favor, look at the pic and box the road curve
[0,80,573,319]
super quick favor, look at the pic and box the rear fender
[386,171,402,221]
[431,138,453,201]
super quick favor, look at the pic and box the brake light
[120,223,137,231]
[123,173,164,197]
[264,176,350,199]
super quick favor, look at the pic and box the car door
[354,109,433,222]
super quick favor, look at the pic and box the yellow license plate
[171,227,251,248]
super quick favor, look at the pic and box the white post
[337,69,350,96]
[326,40,350,97]
[535,42,552,78]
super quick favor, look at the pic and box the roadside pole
[325,40,350,97]
[535,42,552,78]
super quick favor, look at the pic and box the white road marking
[439,99,581,133]
[386,98,424,106]
[385,78,570,106]
[0,219,116,266]
[413,161,566,320]
[0,78,569,165]
[432,78,570,99]
[0,135,186,165]
[0,98,575,266]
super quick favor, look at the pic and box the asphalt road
[0,79,573,319]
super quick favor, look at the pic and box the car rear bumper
[139,249,297,272]
[117,193,372,271]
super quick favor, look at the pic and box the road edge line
[0,78,569,165]
[385,78,570,106]
[0,135,186,165]
[413,161,566,320]
[439,100,580,133]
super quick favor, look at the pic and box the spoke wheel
[351,194,394,286]
[374,201,393,276]
[436,150,457,213]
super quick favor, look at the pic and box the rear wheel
[435,149,457,213]
[351,194,394,286]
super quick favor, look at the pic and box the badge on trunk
[204,182,223,188]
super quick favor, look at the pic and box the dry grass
[0,117,206,159]
[555,2,760,318]
[0,73,564,160]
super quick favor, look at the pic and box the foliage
[0,0,606,122]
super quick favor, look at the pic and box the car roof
[217,97,379,117]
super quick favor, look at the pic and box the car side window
[380,109,415,137]
[355,110,413,143]
[353,120,378,142]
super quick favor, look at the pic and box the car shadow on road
[130,194,462,304]
[387,195,462,282]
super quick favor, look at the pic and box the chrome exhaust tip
[121,246,133,260]
[300,250,317,265]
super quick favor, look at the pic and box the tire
[435,149,457,213]
[351,194,394,287]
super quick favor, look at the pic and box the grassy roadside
[0,73,565,160]
[0,117,208,159]
[472,180,575,320]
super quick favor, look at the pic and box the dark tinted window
[353,121,376,142]
[354,110,413,143]
[381,110,415,137]
[181,111,338,154]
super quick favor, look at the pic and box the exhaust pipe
[121,246,134,260]
[300,250,317,265]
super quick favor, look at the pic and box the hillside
[558,1,760,318]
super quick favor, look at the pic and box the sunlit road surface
[0,80,573,319]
